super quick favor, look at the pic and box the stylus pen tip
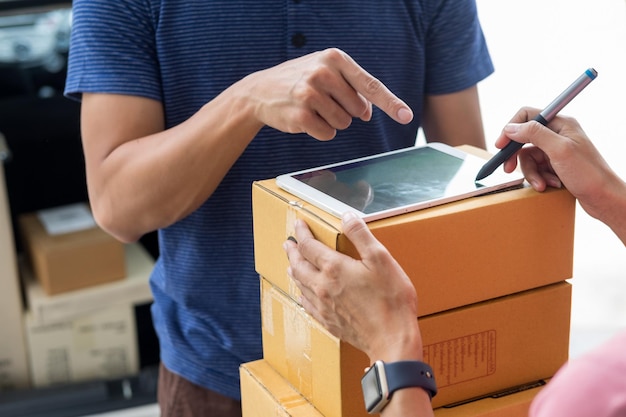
[475,170,489,182]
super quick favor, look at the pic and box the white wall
[476,0,626,357]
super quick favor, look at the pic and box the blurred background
[0,1,624,416]
[474,0,626,358]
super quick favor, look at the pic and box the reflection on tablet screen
[294,147,469,214]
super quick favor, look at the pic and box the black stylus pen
[475,68,598,181]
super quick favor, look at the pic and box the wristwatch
[361,360,437,414]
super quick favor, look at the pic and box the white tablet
[276,142,525,222]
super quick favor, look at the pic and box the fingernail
[397,107,413,124]
[342,212,360,227]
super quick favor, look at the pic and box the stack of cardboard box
[0,135,30,391]
[18,203,126,296]
[16,203,155,388]
[242,146,576,417]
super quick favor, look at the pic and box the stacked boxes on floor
[18,204,126,296]
[244,145,576,417]
[0,137,30,390]
[17,203,155,388]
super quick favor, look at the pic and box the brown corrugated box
[252,146,575,317]
[434,380,549,417]
[24,303,138,387]
[261,277,571,417]
[241,359,550,417]
[22,242,154,324]
[241,359,324,417]
[18,210,125,295]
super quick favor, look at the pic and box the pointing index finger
[336,50,414,125]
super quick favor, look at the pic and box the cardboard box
[252,146,576,317]
[241,359,549,417]
[23,242,155,324]
[241,359,324,417]
[24,303,138,387]
[0,137,30,390]
[261,278,571,417]
[434,380,549,417]
[18,205,126,295]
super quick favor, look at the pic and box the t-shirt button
[291,32,307,48]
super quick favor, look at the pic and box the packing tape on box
[285,203,303,300]
[285,202,298,237]
[282,392,312,410]
[262,283,314,395]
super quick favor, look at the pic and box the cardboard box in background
[240,359,550,417]
[22,242,155,324]
[18,205,126,295]
[252,146,575,316]
[24,303,138,387]
[261,277,571,417]
[0,135,30,390]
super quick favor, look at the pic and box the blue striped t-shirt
[65,0,493,400]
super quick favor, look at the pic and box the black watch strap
[385,361,437,399]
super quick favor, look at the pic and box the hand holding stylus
[475,68,597,181]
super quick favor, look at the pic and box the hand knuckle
[321,47,344,63]
[363,76,384,96]
[321,261,341,281]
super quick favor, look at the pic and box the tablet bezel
[275,142,525,222]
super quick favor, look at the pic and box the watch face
[361,362,388,414]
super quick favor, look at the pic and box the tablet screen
[277,143,525,221]
[293,147,466,213]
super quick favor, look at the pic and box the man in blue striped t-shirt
[65,1,494,415]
